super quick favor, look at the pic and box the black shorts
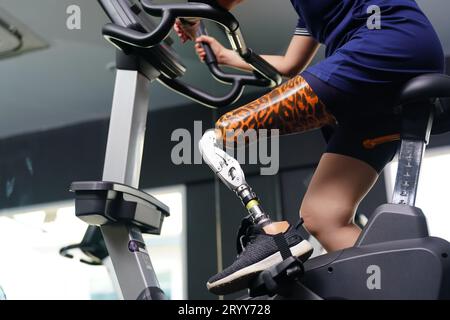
[301,71,401,173]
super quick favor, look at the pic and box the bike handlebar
[102,0,282,108]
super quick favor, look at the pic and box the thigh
[300,153,378,228]
[302,153,379,220]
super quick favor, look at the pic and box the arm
[262,36,320,78]
[197,35,320,78]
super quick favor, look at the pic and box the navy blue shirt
[289,0,445,95]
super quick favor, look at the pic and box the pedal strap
[273,233,292,260]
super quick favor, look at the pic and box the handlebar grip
[195,21,217,65]
[192,22,272,88]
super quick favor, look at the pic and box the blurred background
[0,0,449,299]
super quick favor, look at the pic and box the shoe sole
[207,240,313,295]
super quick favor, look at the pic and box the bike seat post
[392,100,434,206]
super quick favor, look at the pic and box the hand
[195,35,231,64]
[173,18,200,43]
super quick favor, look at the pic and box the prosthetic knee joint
[199,130,271,226]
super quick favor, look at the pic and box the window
[143,186,187,300]
[0,185,186,300]
[385,147,450,241]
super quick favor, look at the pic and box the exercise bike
[64,0,281,300]
[64,0,450,300]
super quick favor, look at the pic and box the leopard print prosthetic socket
[216,75,337,147]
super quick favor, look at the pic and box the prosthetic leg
[199,75,336,296]
[199,75,336,226]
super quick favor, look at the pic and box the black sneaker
[206,222,313,295]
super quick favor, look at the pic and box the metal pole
[100,68,165,300]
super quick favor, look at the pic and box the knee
[300,195,356,237]
[300,201,323,238]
